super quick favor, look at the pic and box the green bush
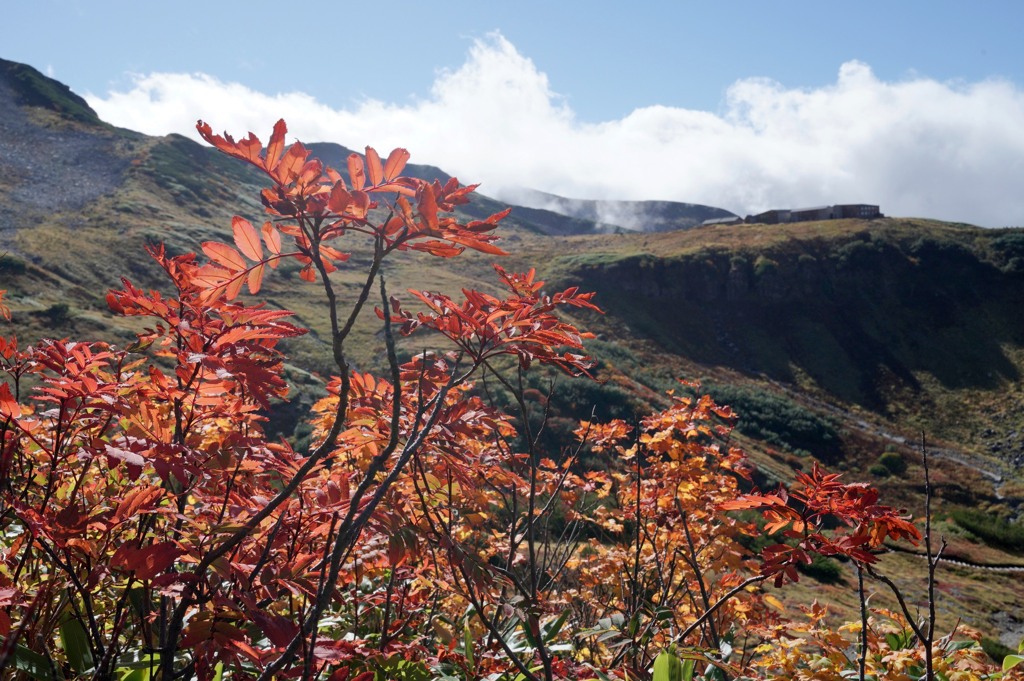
[705,384,839,459]
[980,637,1014,664]
[868,463,891,477]
[797,554,843,583]
[548,377,639,421]
[833,239,879,269]
[990,232,1024,272]
[37,302,72,327]
[586,338,641,374]
[729,255,749,271]
[0,255,27,275]
[951,508,1024,553]
[877,451,907,475]
[753,255,778,277]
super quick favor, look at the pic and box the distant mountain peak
[0,57,101,124]
[495,187,739,233]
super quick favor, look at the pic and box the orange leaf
[349,191,370,219]
[365,146,383,186]
[232,216,263,261]
[202,242,245,271]
[247,263,266,294]
[347,153,365,191]
[382,148,410,181]
[328,182,354,214]
[417,186,439,231]
[113,485,165,524]
[112,542,181,580]
[265,119,287,172]
[410,241,463,257]
[261,222,282,255]
[275,143,309,186]
[318,245,349,263]
[296,159,322,188]
[226,274,246,300]
[0,381,21,419]
[718,497,768,511]
[445,235,508,256]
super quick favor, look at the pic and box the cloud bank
[86,35,1024,227]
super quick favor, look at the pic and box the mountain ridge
[497,186,739,232]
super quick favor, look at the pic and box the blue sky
[6,1,1024,226]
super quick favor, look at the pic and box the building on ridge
[740,204,882,225]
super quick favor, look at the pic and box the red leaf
[225,274,246,300]
[112,542,181,580]
[275,143,309,186]
[417,186,439,231]
[251,610,299,648]
[347,153,365,191]
[247,263,266,294]
[0,587,21,607]
[202,242,245,271]
[261,222,282,255]
[113,485,164,525]
[382,147,410,180]
[365,146,383,186]
[0,381,21,419]
[196,121,263,166]
[328,182,354,214]
[265,119,287,172]
[232,216,263,261]
[444,235,509,256]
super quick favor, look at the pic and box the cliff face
[567,223,1024,409]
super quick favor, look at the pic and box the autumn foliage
[0,119,1010,680]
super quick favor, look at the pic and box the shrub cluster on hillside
[706,383,840,459]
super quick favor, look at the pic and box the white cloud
[86,35,1024,227]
